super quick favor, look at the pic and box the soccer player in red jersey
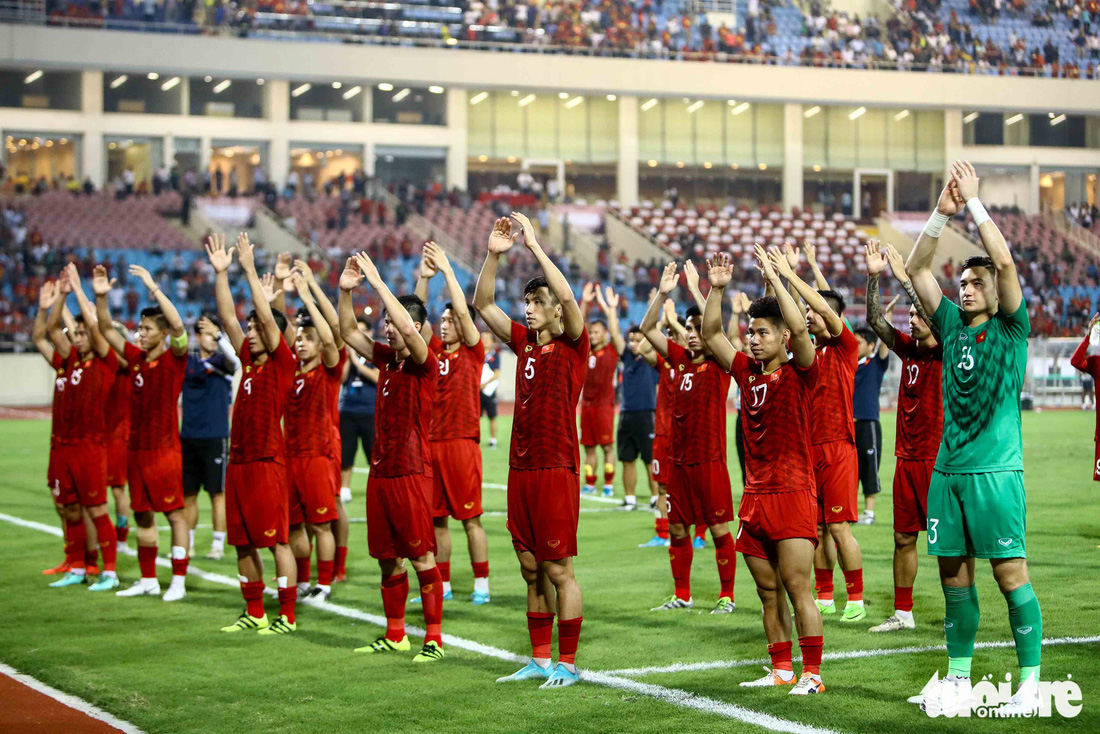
[475,213,587,689]
[704,248,826,694]
[338,252,445,663]
[641,262,737,615]
[769,245,866,623]
[414,241,491,605]
[93,263,191,601]
[207,233,299,634]
[282,271,343,604]
[864,241,944,633]
[1071,313,1100,482]
[578,282,619,498]
[42,265,122,591]
[106,321,132,554]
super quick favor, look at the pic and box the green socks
[1004,583,1043,681]
[943,584,980,678]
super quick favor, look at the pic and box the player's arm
[294,259,344,350]
[130,263,187,356]
[355,251,429,365]
[512,211,583,340]
[46,271,72,359]
[411,248,437,342]
[337,258,375,361]
[64,263,110,358]
[595,285,626,355]
[425,241,479,347]
[33,280,59,363]
[953,160,1022,313]
[87,265,127,357]
[205,234,245,354]
[293,272,340,368]
[759,245,814,368]
[682,260,707,313]
[258,272,295,346]
[198,316,241,373]
[701,253,737,372]
[864,241,897,349]
[351,353,380,382]
[769,245,844,337]
[802,240,831,290]
[270,252,291,315]
[905,180,961,319]
[640,263,678,358]
[662,298,687,342]
[236,233,282,353]
[882,242,938,341]
[1071,314,1099,373]
[727,291,748,352]
[473,217,518,343]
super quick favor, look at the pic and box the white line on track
[351,470,624,505]
[0,661,146,733]
[1,511,839,734]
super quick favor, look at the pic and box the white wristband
[966,197,991,227]
[923,211,950,239]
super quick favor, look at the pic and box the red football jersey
[581,342,619,408]
[428,334,485,442]
[286,358,344,458]
[371,343,438,478]
[507,321,589,472]
[654,354,677,437]
[50,350,76,444]
[729,352,818,494]
[810,326,859,445]
[1071,333,1100,440]
[124,342,187,451]
[107,366,131,442]
[63,349,120,443]
[230,338,296,463]
[892,330,944,460]
[666,341,731,465]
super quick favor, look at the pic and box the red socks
[416,567,444,646]
[84,548,98,570]
[693,526,706,541]
[603,467,615,485]
[843,569,864,602]
[655,517,669,539]
[799,635,824,676]
[669,536,693,601]
[278,584,297,624]
[527,612,555,660]
[317,559,334,587]
[64,518,87,570]
[241,580,266,619]
[116,524,129,542]
[768,640,794,673]
[171,555,188,578]
[471,561,489,578]
[894,585,914,613]
[334,546,348,577]
[814,568,834,601]
[296,556,311,586]
[91,515,117,572]
[437,561,451,584]
[380,572,409,642]
[713,531,736,600]
[558,617,583,666]
[137,544,158,579]
[585,468,596,487]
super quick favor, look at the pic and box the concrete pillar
[179,76,190,117]
[80,70,104,186]
[1028,162,1041,216]
[617,95,639,206]
[943,109,964,180]
[782,103,803,211]
[163,135,174,169]
[446,87,468,191]
[267,80,290,187]
[361,83,373,124]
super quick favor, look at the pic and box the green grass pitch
[0,412,1098,733]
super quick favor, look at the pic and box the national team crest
[748,375,755,383]
[976,332,987,344]
[541,344,556,354]
[525,345,533,353]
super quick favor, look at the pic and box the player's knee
[542,561,573,588]
[894,531,917,549]
[668,523,688,539]
[306,521,332,537]
[432,516,449,529]
[134,510,155,528]
[990,558,1030,592]
[462,516,483,531]
[709,523,730,538]
[826,522,851,540]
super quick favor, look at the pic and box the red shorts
[106,437,128,487]
[580,404,615,447]
[667,461,734,528]
[1094,442,1100,482]
[893,457,933,533]
[651,434,670,485]
[507,466,579,562]
[330,453,342,496]
[287,455,339,526]
[128,448,185,514]
[812,441,858,524]
[430,438,483,520]
[53,442,109,507]
[226,459,289,548]
[367,473,436,560]
[736,490,818,560]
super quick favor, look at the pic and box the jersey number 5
[524,356,536,380]
[680,373,694,392]
[134,373,144,389]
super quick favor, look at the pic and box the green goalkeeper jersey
[930,295,1030,474]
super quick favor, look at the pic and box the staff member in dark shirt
[852,324,890,526]
[181,315,238,560]
[480,331,501,449]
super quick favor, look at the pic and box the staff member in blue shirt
[338,314,379,498]
[852,323,890,526]
[181,315,239,560]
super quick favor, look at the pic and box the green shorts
[927,470,1027,559]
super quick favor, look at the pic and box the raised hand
[488,217,516,254]
[259,273,283,305]
[952,160,980,202]
[801,240,817,265]
[291,272,311,303]
[657,262,679,296]
[38,280,59,310]
[274,252,292,281]
[510,211,538,250]
[684,260,701,291]
[865,240,888,276]
[935,179,964,217]
[783,242,800,270]
[197,316,219,337]
[205,233,235,274]
[730,290,746,314]
[602,285,620,311]
[767,246,796,280]
[92,265,116,296]
[706,252,733,289]
[236,232,256,274]
[352,251,381,286]
[64,261,85,290]
[581,282,597,307]
[661,297,676,322]
[882,243,909,283]
[293,259,317,287]
[755,244,779,284]
[1089,313,1100,334]
[129,264,157,292]
[737,292,752,313]
[338,257,363,292]
[58,267,73,294]
[423,241,451,275]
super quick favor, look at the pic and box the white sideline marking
[597,635,1100,678]
[0,661,146,734]
[351,470,623,505]
[2,511,839,734]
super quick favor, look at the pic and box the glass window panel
[827,106,857,170]
[664,99,693,165]
[589,97,619,163]
[754,104,784,167]
[0,70,81,110]
[495,94,525,161]
[725,103,755,167]
[189,77,264,118]
[467,92,493,158]
[694,101,724,165]
[638,98,664,162]
[803,106,827,170]
[527,96,558,160]
[559,98,588,163]
[856,107,887,169]
[915,111,945,172]
[888,110,917,170]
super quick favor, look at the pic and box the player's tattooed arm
[595,285,626,356]
[294,259,344,350]
[953,160,1021,313]
[205,234,246,355]
[473,217,517,344]
[864,241,896,349]
[46,271,72,359]
[293,272,340,368]
[64,263,110,358]
[640,263,677,359]
[701,253,737,372]
[770,245,843,338]
[511,211,583,340]
[337,258,375,361]
[758,245,814,368]
[881,243,938,342]
[354,251,429,365]
[425,241,480,348]
[682,260,707,314]
[33,280,59,363]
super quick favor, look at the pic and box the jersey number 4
[242,377,252,395]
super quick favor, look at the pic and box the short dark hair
[747,296,785,330]
[296,310,316,329]
[627,325,643,336]
[817,289,846,316]
[853,325,878,344]
[685,305,702,321]
[140,306,169,330]
[247,307,289,335]
[395,294,427,326]
[72,313,86,325]
[443,301,480,324]
[523,276,558,304]
[588,318,608,330]
[355,313,372,330]
[960,255,996,276]
[195,313,222,334]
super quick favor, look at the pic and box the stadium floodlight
[161,77,181,91]
[256,78,264,85]
[640,98,658,112]
[332,82,342,89]
[893,109,910,121]
[647,160,657,167]
[518,94,536,107]
[803,105,821,118]
[24,70,43,84]
[291,83,311,97]
[428,86,444,94]
[378,82,394,92]
[469,92,488,105]
[686,101,704,114]
[732,102,750,115]
[392,88,411,102]
[342,85,362,100]
[147,72,159,80]
[607,94,617,101]
[1051,114,1066,126]
[963,112,979,124]
[564,96,584,109]
[213,80,232,94]
[848,106,866,121]
[110,75,128,89]
[558,92,570,99]
[1005,113,1023,125]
